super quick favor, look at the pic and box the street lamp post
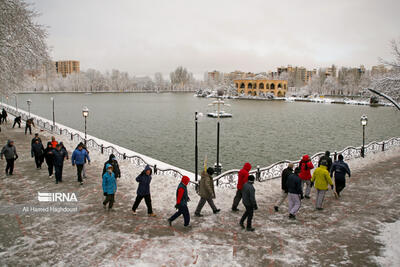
[360,114,368,158]
[15,94,18,112]
[26,99,32,117]
[51,97,55,130]
[194,112,203,182]
[82,106,89,145]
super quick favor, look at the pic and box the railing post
[382,142,385,152]
[256,165,261,182]
[123,153,126,160]
[101,144,104,154]
[71,133,73,140]
[334,152,337,161]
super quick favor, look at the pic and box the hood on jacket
[109,153,116,161]
[7,140,13,146]
[325,151,330,157]
[181,176,190,185]
[302,155,310,161]
[243,162,252,172]
[106,163,113,170]
[142,165,152,175]
[46,141,52,148]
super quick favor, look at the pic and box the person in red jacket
[299,155,314,199]
[232,162,252,212]
[168,176,191,227]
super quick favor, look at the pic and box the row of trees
[21,66,202,92]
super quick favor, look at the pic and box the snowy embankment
[374,220,400,266]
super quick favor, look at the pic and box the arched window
[259,83,264,89]
[240,90,244,94]
[270,83,275,89]
[248,83,253,89]
[240,83,245,88]
[278,83,282,88]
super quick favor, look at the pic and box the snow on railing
[2,104,194,182]
[214,137,400,189]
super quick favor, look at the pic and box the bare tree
[0,0,49,94]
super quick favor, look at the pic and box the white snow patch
[374,220,400,266]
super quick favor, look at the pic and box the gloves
[310,182,314,187]
[14,155,18,160]
[175,204,180,210]
[254,204,258,210]
[331,185,334,190]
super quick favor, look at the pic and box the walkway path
[0,121,399,266]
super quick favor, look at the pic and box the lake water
[13,93,400,172]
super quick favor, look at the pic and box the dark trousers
[169,205,190,226]
[55,165,63,182]
[13,121,21,128]
[25,125,32,135]
[195,197,217,214]
[232,189,243,210]
[335,178,346,196]
[5,158,15,175]
[132,194,153,214]
[46,159,53,176]
[34,155,42,168]
[76,164,84,182]
[240,205,254,228]
[2,117,6,123]
[103,194,115,209]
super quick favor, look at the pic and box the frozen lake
[13,93,400,172]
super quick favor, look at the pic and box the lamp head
[82,106,89,117]
[27,99,32,105]
[360,114,368,126]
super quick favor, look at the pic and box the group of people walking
[274,151,351,220]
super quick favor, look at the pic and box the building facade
[55,60,80,77]
[234,77,288,97]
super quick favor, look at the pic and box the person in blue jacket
[71,143,90,185]
[102,164,117,211]
[131,165,156,216]
[330,154,351,197]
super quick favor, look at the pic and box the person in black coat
[31,139,44,169]
[102,154,121,179]
[25,118,35,135]
[330,154,351,197]
[318,151,332,172]
[13,116,21,128]
[1,109,7,123]
[52,144,67,184]
[31,133,42,145]
[43,142,55,178]
[131,165,156,216]
[286,167,303,219]
[240,175,258,232]
[274,163,294,212]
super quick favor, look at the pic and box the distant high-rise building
[55,60,80,77]
[371,64,388,76]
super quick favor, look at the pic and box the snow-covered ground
[374,220,400,266]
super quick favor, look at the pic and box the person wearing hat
[286,167,303,219]
[194,167,221,217]
[12,116,21,128]
[25,118,35,135]
[31,133,42,145]
[318,151,333,172]
[232,162,252,212]
[102,164,117,211]
[274,163,294,212]
[299,155,314,199]
[240,175,257,232]
[102,153,121,179]
[168,176,191,227]
[311,159,333,210]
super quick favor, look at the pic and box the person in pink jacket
[299,155,314,199]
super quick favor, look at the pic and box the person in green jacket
[311,160,333,210]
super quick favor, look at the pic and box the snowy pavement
[0,122,399,266]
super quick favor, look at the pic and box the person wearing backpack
[299,155,314,199]
[330,154,351,197]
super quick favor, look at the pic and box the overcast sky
[29,0,400,78]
